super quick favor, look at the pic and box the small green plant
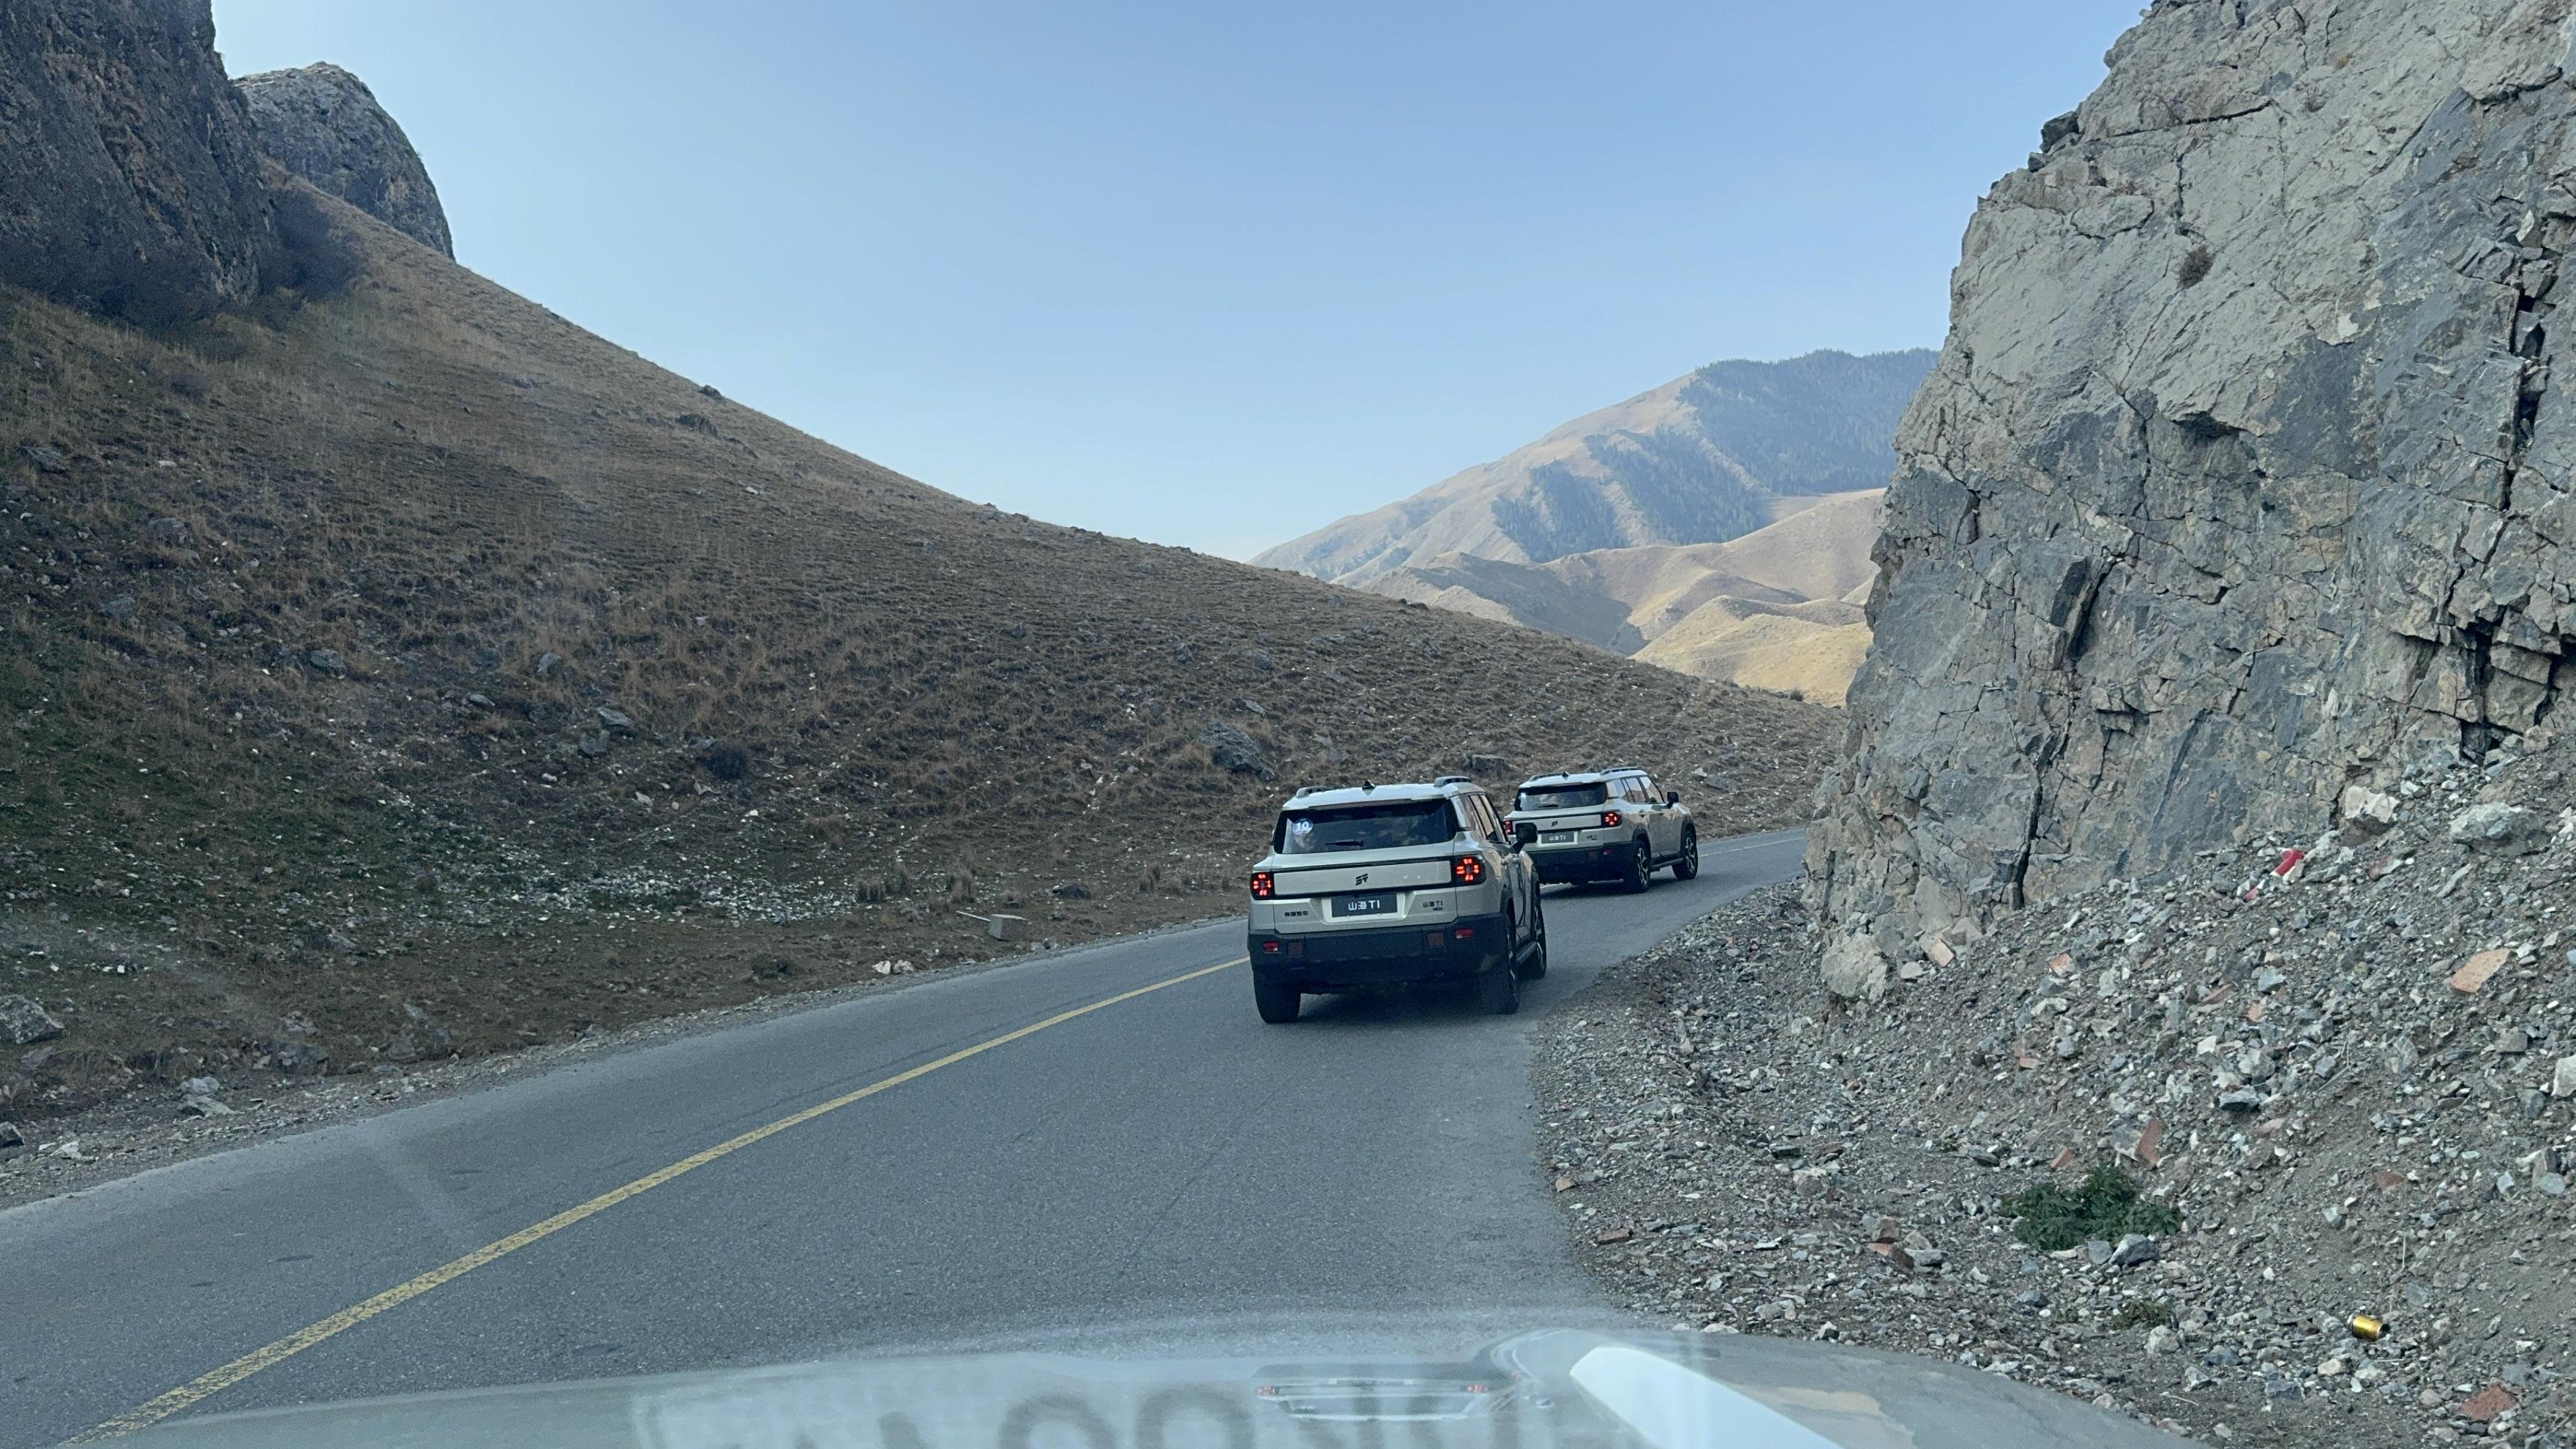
[2111,1299,2174,1330]
[2002,1163,2182,1251]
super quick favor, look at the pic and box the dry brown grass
[0,190,1838,1117]
[1637,612,1873,707]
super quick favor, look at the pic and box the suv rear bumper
[1527,842,1639,883]
[1249,909,1510,992]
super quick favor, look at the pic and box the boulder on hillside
[1197,722,1270,776]
[0,0,279,324]
[236,62,452,257]
[0,995,64,1046]
[2449,803,2551,856]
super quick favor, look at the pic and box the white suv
[1506,768,1698,892]
[1244,777,1546,1022]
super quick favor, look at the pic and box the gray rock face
[0,0,277,323]
[236,62,451,256]
[1812,0,2576,984]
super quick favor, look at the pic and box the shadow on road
[1284,981,1505,1031]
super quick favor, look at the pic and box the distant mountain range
[1257,350,1931,703]
[1372,490,1884,704]
[1254,348,1933,586]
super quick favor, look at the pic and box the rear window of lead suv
[1275,800,1460,853]
[1516,782,1607,812]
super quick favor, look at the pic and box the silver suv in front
[1506,768,1697,892]
[1244,777,1546,1022]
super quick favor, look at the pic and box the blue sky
[211,1,2141,557]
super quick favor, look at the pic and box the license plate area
[1330,890,1399,918]
[1541,830,1576,844]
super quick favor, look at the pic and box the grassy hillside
[0,189,1835,1117]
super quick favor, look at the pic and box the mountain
[237,62,452,257]
[1254,349,1933,587]
[1810,0,2576,998]
[0,0,1838,1118]
[1253,351,1927,704]
[1374,490,1884,703]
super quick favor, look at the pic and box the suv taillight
[1451,855,1486,885]
[1249,871,1276,899]
[1600,809,1622,828]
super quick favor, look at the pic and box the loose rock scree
[1544,742,2576,1448]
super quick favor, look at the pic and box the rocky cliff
[0,0,277,324]
[236,62,452,257]
[1811,0,2576,997]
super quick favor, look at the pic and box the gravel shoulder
[1535,740,2576,1449]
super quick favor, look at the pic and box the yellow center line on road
[71,956,1247,1442]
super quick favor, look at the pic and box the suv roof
[1516,768,1647,787]
[1282,779,1488,811]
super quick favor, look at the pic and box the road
[2,828,1805,1446]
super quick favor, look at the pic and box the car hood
[115,1328,2201,1449]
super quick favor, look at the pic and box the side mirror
[1513,821,1538,847]
[1665,791,1682,806]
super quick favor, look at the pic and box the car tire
[1254,976,1301,1024]
[1478,960,1520,1015]
[1671,825,1699,880]
[1622,839,1652,894]
[1516,896,1549,980]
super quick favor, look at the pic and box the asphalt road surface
[4,828,1807,1446]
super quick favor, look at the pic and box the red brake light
[1249,871,1276,899]
[1452,855,1486,885]
[1601,809,1622,828]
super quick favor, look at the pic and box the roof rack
[1431,774,1472,786]
[1292,785,1314,798]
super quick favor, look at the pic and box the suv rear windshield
[1274,800,1459,853]
[1516,782,1608,811]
